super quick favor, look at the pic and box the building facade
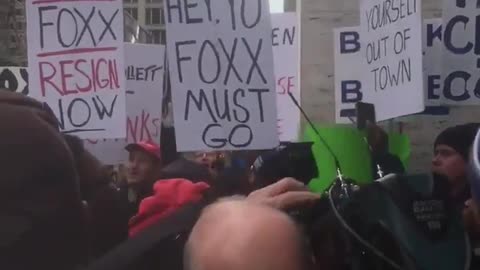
[123,0,166,44]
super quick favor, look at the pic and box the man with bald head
[184,178,318,270]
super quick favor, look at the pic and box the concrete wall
[300,0,480,173]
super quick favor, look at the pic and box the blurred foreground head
[185,200,312,270]
[0,91,86,270]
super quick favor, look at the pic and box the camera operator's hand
[247,178,320,210]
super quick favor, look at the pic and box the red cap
[125,141,161,160]
[128,179,210,237]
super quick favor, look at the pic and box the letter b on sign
[341,80,363,103]
[340,31,360,53]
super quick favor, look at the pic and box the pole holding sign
[26,0,126,139]
[359,0,424,121]
[165,0,279,152]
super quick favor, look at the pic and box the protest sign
[441,0,480,105]
[423,19,443,106]
[334,19,443,123]
[26,0,126,139]
[271,12,300,142]
[334,27,365,123]
[0,67,29,95]
[84,44,165,165]
[359,0,424,121]
[165,0,279,152]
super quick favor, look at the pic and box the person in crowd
[366,123,405,178]
[120,141,162,218]
[0,91,87,270]
[432,123,480,210]
[189,151,227,179]
[184,178,320,270]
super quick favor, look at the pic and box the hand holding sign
[166,0,278,152]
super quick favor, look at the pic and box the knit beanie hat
[434,123,480,160]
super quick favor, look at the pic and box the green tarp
[303,125,410,194]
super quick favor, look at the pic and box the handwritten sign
[360,0,424,120]
[334,19,443,123]
[26,0,126,139]
[441,0,480,105]
[272,13,300,142]
[165,0,278,152]
[84,44,164,165]
[0,67,29,95]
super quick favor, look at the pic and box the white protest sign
[272,12,300,142]
[26,0,126,139]
[360,0,424,121]
[0,66,29,95]
[334,19,444,124]
[165,0,279,152]
[441,0,480,105]
[84,44,165,165]
[423,19,443,106]
[334,27,365,124]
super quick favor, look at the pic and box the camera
[250,142,319,189]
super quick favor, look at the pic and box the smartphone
[356,102,376,130]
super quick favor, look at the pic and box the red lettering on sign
[39,58,120,97]
[277,76,295,95]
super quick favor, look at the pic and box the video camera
[250,142,318,189]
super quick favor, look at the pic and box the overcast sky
[270,0,284,13]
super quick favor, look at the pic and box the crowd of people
[2,90,480,270]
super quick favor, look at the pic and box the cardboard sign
[441,0,480,105]
[272,12,300,142]
[165,0,279,152]
[26,0,126,139]
[0,67,29,95]
[84,44,165,165]
[334,19,442,123]
[359,0,424,121]
[423,19,443,106]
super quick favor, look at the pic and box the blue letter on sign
[341,80,363,103]
[444,16,473,54]
[340,31,360,54]
[443,71,470,101]
[426,24,442,47]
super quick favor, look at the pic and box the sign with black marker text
[165,0,279,152]
[272,13,300,142]
[360,0,424,120]
[441,0,480,105]
[26,0,126,139]
[334,19,442,124]
[85,44,165,165]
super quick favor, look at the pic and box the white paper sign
[272,13,300,142]
[0,66,29,95]
[26,0,126,139]
[441,0,480,105]
[165,0,279,152]
[84,44,165,165]
[334,27,365,124]
[360,0,424,121]
[423,19,443,106]
[334,19,443,124]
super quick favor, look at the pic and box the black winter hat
[434,123,480,160]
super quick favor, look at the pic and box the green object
[388,133,410,170]
[303,125,411,194]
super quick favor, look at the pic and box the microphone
[468,128,480,203]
